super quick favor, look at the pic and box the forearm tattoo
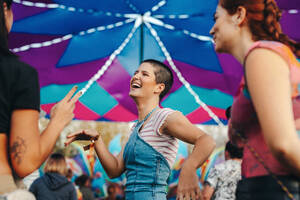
[10,136,26,165]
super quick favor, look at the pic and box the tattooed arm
[9,87,80,177]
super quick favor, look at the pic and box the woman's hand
[64,129,100,146]
[9,86,81,177]
[177,162,202,200]
[50,86,81,129]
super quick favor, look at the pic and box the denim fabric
[123,108,170,200]
[125,191,167,200]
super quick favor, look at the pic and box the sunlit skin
[210,5,238,53]
[4,3,13,32]
[129,62,165,121]
[296,118,300,130]
[129,63,163,102]
[210,5,254,63]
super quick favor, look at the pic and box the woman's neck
[230,29,255,64]
[135,98,159,121]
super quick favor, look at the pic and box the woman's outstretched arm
[65,129,125,179]
[10,87,81,177]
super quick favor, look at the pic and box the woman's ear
[233,6,247,26]
[155,83,165,95]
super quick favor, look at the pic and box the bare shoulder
[246,48,290,73]
[161,110,206,143]
[162,110,191,131]
[163,110,185,123]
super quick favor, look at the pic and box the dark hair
[66,168,73,179]
[225,106,231,120]
[141,59,174,101]
[107,183,117,195]
[225,141,243,159]
[219,0,300,57]
[0,0,14,56]
[75,174,90,187]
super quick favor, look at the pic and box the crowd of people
[0,0,299,199]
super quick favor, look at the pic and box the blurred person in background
[202,141,243,200]
[75,174,95,200]
[29,153,77,200]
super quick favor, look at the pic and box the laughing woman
[65,59,216,200]
[210,0,300,199]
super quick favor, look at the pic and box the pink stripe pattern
[132,108,179,167]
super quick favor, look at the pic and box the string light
[13,0,128,18]
[12,19,134,53]
[144,22,224,126]
[14,0,228,124]
[79,23,138,95]
[287,9,298,14]
[150,0,166,13]
[124,0,140,13]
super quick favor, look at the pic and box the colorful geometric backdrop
[9,0,300,124]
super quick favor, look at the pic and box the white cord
[12,19,134,53]
[144,22,224,126]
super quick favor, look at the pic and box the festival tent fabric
[12,1,299,196]
[9,0,299,125]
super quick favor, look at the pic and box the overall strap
[138,106,159,124]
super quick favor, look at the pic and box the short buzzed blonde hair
[44,153,68,176]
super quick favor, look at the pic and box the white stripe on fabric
[138,108,178,167]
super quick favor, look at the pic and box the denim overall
[123,108,171,200]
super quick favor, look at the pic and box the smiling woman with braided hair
[210,0,300,199]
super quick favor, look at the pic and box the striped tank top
[131,108,179,167]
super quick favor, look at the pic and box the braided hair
[219,0,300,57]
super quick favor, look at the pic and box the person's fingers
[184,192,190,200]
[50,104,57,113]
[51,104,57,110]
[70,113,75,120]
[69,90,82,104]
[61,86,78,103]
[65,130,86,146]
[195,187,202,200]
[190,190,196,200]
[66,130,84,138]
[70,104,75,112]
[176,193,184,200]
[64,137,76,146]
